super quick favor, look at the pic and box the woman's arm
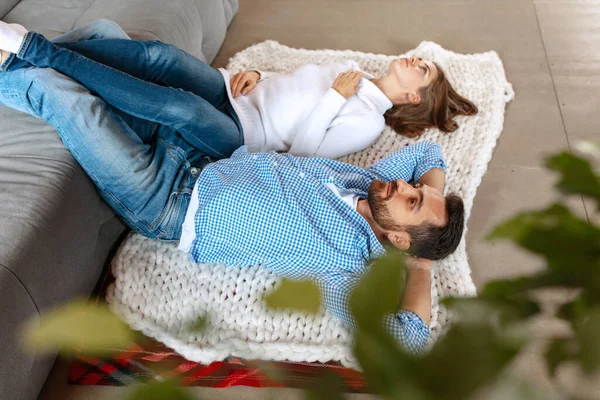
[289,71,366,158]
[310,113,384,159]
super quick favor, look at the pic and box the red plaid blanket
[69,267,367,391]
[68,340,366,391]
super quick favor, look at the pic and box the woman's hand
[230,71,261,98]
[332,70,363,99]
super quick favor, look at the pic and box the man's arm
[418,167,445,193]
[399,258,432,326]
[368,141,446,184]
[321,270,430,354]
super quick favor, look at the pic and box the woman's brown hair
[383,63,478,138]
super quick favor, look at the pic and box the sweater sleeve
[287,88,349,157]
[312,112,385,159]
[249,69,279,82]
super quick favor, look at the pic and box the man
[176,141,464,354]
[0,21,464,354]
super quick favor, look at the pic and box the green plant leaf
[556,292,594,322]
[546,152,600,208]
[481,273,578,298]
[349,250,405,328]
[304,370,345,400]
[264,278,321,314]
[442,295,541,325]
[125,380,194,400]
[188,315,208,332]
[414,323,527,400]
[352,328,429,400]
[22,299,135,356]
[545,338,578,377]
[574,307,600,374]
[487,204,600,278]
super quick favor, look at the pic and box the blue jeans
[0,20,242,240]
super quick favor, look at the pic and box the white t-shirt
[323,183,361,210]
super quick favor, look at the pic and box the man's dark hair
[406,193,465,260]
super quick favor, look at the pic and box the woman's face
[386,57,439,104]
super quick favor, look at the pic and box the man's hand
[230,71,261,98]
[332,70,363,99]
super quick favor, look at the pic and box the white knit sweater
[218,60,393,159]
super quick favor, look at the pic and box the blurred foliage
[546,152,600,208]
[124,380,194,400]
[264,278,322,314]
[23,145,600,399]
[22,299,135,356]
[305,370,345,400]
[189,315,208,332]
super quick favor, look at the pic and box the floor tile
[534,0,600,58]
[535,0,600,226]
[213,0,544,64]
[535,0,600,167]
[466,164,588,288]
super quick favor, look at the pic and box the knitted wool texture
[106,40,515,368]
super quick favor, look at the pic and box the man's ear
[409,92,421,105]
[388,230,410,250]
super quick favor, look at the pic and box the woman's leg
[1,19,131,71]
[56,39,230,110]
[15,32,242,159]
[0,65,194,240]
[31,19,229,110]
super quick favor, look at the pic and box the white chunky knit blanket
[106,40,514,368]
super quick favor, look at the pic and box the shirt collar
[355,75,394,114]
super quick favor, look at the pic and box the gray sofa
[0,1,237,399]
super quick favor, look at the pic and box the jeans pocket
[154,189,192,241]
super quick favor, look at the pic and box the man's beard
[367,185,402,231]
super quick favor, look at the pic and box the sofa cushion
[0,265,42,400]
[75,0,238,63]
[2,0,97,38]
[0,0,19,19]
[4,0,238,63]
[0,105,118,307]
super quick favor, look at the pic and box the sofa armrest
[0,0,19,19]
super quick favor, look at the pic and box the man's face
[367,179,447,234]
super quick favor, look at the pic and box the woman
[0,20,477,160]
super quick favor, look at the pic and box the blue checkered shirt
[190,141,446,353]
